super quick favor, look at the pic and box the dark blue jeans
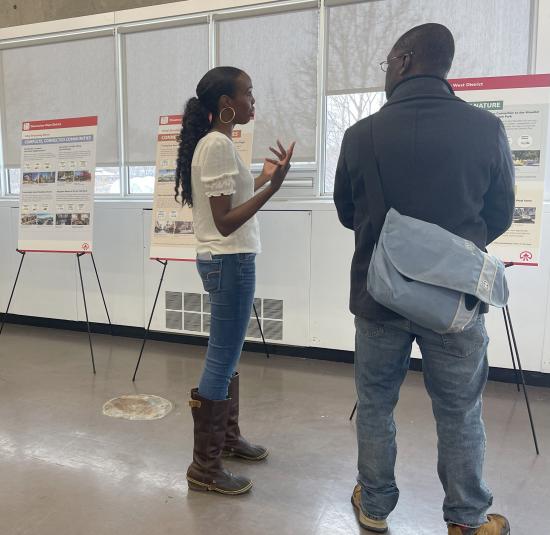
[196,253,256,400]
[355,315,492,528]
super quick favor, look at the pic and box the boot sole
[187,476,253,495]
[222,449,269,461]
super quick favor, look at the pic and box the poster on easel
[450,74,550,266]
[232,119,255,168]
[18,116,98,253]
[149,116,255,261]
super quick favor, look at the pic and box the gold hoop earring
[219,107,236,124]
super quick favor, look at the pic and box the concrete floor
[0,324,548,535]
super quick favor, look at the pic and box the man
[334,24,514,535]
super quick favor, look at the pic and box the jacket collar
[385,75,457,106]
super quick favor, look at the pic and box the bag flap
[379,209,508,306]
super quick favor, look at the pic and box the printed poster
[149,116,255,260]
[18,116,97,252]
[450,74,550,266]
[149,115,195,261]
[232,119,255,168]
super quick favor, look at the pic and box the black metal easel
[132,259,270,381]
[0,249,112,374]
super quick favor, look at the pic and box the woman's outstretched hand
[263,140,296,191]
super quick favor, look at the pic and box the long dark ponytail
[175,66,245,206]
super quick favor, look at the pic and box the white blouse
[191,131,261,255]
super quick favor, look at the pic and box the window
[123,22,210,193]
[218,9,319,166]
[129,165,156,195]
[325,91,386,193]
[0,0,540,200]
[8,168,21,195]
[0,35,120,193]
[324,0,533,193]
[95,167,122,194]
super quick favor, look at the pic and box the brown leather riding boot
[186,388,253,495]
[222,373,269,461]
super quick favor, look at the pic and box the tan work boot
[448,514,510,535]
[351,484,388,533]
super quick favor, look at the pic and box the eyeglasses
[379,51,415,72]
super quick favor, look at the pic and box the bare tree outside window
[325,91,386,193]
[323,0,531,194]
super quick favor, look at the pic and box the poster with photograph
[232,120,255,168]
[149,115,196,261]
[450,74,550,266]
[17,116,97,252]
[149,116,255,260]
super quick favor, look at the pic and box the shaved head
[392,23,455,78]
[384,23,455,97]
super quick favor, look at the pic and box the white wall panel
[6,207,78,320]
[75,204,144,327]
[540,204,550,373]
[142,209,311,347]
[484,208,550,372]
[1,201,549,373]
[309,209,354,350]
[0,205,17,312]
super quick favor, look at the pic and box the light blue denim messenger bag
[362,119,509,334]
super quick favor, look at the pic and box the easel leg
[253,303,270,359]
[349,401,357,421]
[77,253,96,374]
[0,250,26,337]
[133,260,168,381]
[504,305,540,455]
[90,252,113,335]
[503,308,520,392]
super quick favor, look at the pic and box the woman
[175,66,294,495]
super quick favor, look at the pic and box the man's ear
[399,54,413,76]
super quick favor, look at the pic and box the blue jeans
[196,253,256,400]
[354,315,492,528]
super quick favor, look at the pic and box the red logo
[520,250,533,262]
[81,243,90,251]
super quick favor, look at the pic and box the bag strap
[361,118,388,239]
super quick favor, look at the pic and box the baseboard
[2,313,549,388]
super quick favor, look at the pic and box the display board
[18,116,98,253]
[149,116,255,261]
[450,74,550,266]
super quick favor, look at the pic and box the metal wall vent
[184,293,202,312]
[166,310,182,330]
[263,299,283,320]
[165,291,182,311]
[247,318,262,338]
[203,314,211,334]
[184,312,202,332]
[253,297,262,316]
[164,290,284,341]
[203,294,211,314]
[264,320,283,341]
